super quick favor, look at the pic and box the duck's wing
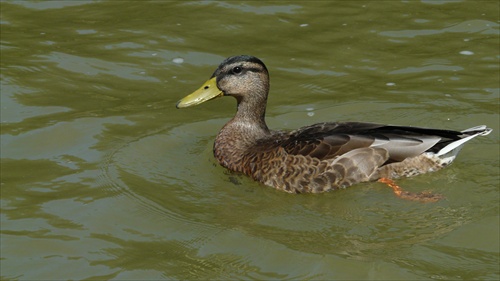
[280,122,469,162]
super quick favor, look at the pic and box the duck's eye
[232,66,243,74]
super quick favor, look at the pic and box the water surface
[1,1,499,280]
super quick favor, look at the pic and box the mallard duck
[176,55,492,200]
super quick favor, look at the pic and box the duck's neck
[235,95,269,132]
[213,97,271,173]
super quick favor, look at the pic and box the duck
[176,55,492,201]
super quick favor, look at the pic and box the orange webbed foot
[378,178,444,203]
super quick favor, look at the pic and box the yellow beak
[176,77,223,108]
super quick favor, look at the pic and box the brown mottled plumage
[176,55,492,197]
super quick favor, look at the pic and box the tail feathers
[460,125,493,135]
[436,125,492,157]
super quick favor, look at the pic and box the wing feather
[280,122,464,162]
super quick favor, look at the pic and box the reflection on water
[1,1,499,280]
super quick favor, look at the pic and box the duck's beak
[176,77,223,108]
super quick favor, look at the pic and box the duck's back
[226,122,491,193]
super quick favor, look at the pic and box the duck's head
[176,55,269,109]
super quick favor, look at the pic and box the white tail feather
[436,125,492,157]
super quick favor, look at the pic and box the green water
[1,1,499,280]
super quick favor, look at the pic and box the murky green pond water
[1,1,499,280]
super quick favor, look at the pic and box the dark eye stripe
[246,67,262,73]
[222,66,263,78]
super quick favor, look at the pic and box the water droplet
[173,58,184,64]
[459,50,474,55]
